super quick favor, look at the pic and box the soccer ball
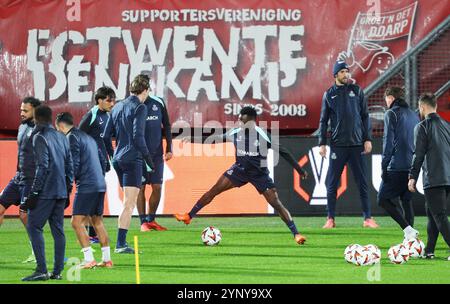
[403,238,425,258]
[388,244,410,264]
[344,244,361,264]
[201,226,222,246]
[363,244,381,265]
[354,246,373,266]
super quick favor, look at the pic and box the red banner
[0,0,448,132]
[339,2,418,78]
[352,2,417,42]
[0,140,272,216]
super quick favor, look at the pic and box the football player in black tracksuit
[408,93,450,260]
[79,86,116,243]
[21,105,74,281]
[318,61,378,229]
[137,95,173,232]
[56,112,113,269]
[107,74,154,254]
[175,107,309,245]
[0,97,41,264]
[378,87,420,240]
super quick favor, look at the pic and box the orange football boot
[363,218,379,228]
[294,234,306,245]
[79,260,97,269]
[97,260,113,268]
[322,218,336,229]
[174,213,192,225]
[147,221,168,231]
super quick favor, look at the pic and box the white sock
[101,246,111,262]
[403,226,417,237]
[82,247,95,262]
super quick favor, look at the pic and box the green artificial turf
[0,216,449,284]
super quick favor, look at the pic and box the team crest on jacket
[253,139,259,147]
[349,91,356,97]
[152,104,158,111]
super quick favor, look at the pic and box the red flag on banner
[339,2,418,76]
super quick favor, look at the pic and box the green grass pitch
[0,216,449,284]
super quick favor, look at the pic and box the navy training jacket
[15,119,36,186]
[143,96,172,156]
[109,95,150,162]
[318,83,372,147]
[30,124,74,199]
[382,99,420,172]
[67,127,106,194]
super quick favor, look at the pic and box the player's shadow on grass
[303,230,400,237]
[179,229,399,238]
[0,261,32,271]
[216,252,343,261]
[141,264,314,278]
[163,242,303,249]
[0,265,29,271]
[220,252,299,259]
[182,229,289,235]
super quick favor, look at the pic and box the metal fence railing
[366,15,450,137]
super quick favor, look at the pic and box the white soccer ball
[388,244,410,264]
[403,238,425,258]
[344,244,361,264]
[363,244,381,265]
[201,226,222,246]
[354,246,373,266]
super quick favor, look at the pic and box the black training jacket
[15,119,36,185]
[409,113,450,189]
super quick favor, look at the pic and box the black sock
[117,228,128,248]
[379,198,409,229]
[401,200,415,227]
[188,203,203,218]
[287,220,299,236]
[147,214,156,222]
[139,215,148,225]
[87,226,96,238]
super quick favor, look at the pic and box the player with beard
[318,61,378,229]
[0,97,41,263]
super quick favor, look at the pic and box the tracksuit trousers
[27,198,66,275]
[423,186,450,254]
[325,145,371,219]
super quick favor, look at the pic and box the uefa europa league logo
[295,145,347,204]
[309,146,329,205]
